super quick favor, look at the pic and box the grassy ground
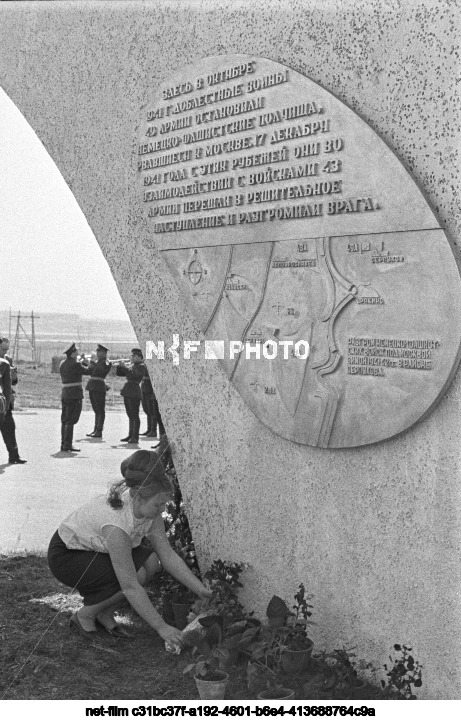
[14,364,126,411]
[0,554,250,701]
[0,556,388,702]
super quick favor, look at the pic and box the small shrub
[381,644,423,699]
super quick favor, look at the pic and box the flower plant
[218,585,314,693]
[183,615,229,681]
[267,584,314,652]
[155,436,201,604]
[183,560,250,680]
[381,644,423,699]
[322,646,363,693]
[203,560,247,621]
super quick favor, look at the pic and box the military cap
[97,344,109,353]
[64,342,77,356]
[131,348,143,357]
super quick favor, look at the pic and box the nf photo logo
[146,336,310,365]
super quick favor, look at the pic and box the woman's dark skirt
[47,529,154,605]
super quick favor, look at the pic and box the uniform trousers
[141,394,165,436]
[0,407,20,461]
[61,399,82,450]
[89,390,106,433]
[123,396,141,440]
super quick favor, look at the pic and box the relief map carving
[138,55,461,447]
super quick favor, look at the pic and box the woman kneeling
[47,449,210,646]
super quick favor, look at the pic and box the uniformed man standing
[116,348,145,444]
[59,343,91,452]
[140,366,166,440]
[0,354,12,458]
[85,344,112,438]
[0,337,26,464]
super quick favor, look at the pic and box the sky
[0,87,131,322]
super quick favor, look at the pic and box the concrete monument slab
[1,1,460,697]
[139,55,461,447]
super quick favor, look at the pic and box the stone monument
[0,0,459,698]
[140,54,461,448]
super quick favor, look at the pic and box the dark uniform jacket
[59,357,91,400]
[86,359,112,393]
[0,358,12,410]
[141,365,154,398]
[116,361,145,398]
[4,354,17,409]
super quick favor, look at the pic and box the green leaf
[222,634,243,649]
[227,648,240,667]
[241,626,260,642]
[199,615,222,629]
[196,661,207,676]
[266,595,290,619]
[249,640,269,655]
[203,623,222,649]
[182,629,202,647]
[226,620,247,636]
[196,639,212,655]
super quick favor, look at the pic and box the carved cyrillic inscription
[272,257,316,268]
[347,338,439,375]
[139,57,381,235]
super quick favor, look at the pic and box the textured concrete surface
[0,0,460,698]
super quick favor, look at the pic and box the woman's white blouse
[58,491,153,552]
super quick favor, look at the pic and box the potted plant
[222,616,295,698]
[266,586,315,674]
[187,653,229,700]
[170,585,195,630]
[183,616,229,700]
[156,573,191,627]
[234,587,313,697]
[248,627,296,700]
[157,570,196,629]
[183,560,249,699]
[203,560,247,622]
[182,559,249,637]
[257,685,296,700]
[323,646,365,695]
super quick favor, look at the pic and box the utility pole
[12,311,21,363]
[10,311,40,363]
[31,310,36,363]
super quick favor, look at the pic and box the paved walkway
[0,408,159,554]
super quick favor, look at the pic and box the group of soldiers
[0,336,27,464]
[0,339,164,460]
[59,343,164,453]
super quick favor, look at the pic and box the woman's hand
[157,623,184,647]
[197,588,213,601]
